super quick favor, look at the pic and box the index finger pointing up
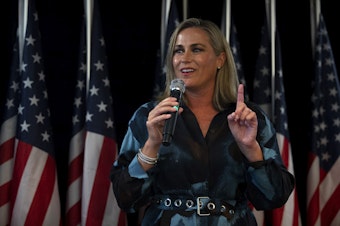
[237,84,244,107]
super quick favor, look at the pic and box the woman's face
[172,27,224,93]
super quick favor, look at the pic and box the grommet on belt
[186,200,194,208]
[164,198,171,207]
[174,199,182,207]
[207,202,215,210]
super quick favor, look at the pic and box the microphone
[162,79,185,146]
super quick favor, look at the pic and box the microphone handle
[162,89,182,146]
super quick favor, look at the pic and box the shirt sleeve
[110,102,157,212]
[244,107,295,210]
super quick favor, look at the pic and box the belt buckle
[196,196,210,216]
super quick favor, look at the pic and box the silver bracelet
[137,148,158,165]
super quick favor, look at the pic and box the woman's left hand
[227,84,262,161]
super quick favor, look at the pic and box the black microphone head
[170,79,185,94]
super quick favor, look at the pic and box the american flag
[0,36,20,226]
[307,13,340,226]
[253,19,302,226]
[229,22,249,101]
[154,0,180,94]
[0,0,62,225]
[65,1,127,225]
[220,1,249,101]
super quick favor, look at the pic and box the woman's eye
[174,49,184,54]
[192,48,202,53]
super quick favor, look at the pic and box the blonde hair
[157,17,239,111]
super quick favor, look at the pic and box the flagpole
[271,0,276,118]
[265,0,276,119]
[18,0,28,63]
[310,0,321,59]
[183,0,188,20]
[85,0,93,96]
[225,0,230,42]
[161,0,170,66]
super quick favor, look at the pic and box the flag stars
[331,103,340,112]
[231,45,238,55]
[315,44,322,54]
[18,105,24,114]
[102,78,110,87]
[89,85,99,96]
[79,62,87,73]
[29,95,39,106]
[264,88,271,97]
[325,57,333,66]
[321,151,331,161]
[97,101,107,112]
[41,131,50,142]
[260,66,269,76]
[10,81,20,92]
[33,12,38,21]
[99,37,105,46]
[43,90,48,99]
[253,79,260,88]
[26,34,36,46]
[72,115,80,125]
[20,62,28,72]
[319,106,325,115]
[335,133,340,142]
[23,77,34,88]
[258,45,267,55]
[323,43,331,52]
[319,122,327,131]
[280,106,285,115]
[77,80,85,90]
[6,99,15,109]
[35,113,45,124]
[32,52,41,63]
[74,97,82,108]
[312,109,319,119]
[320,136,328,146]
[327,72,336,81]
[86,112,93,121]
[334,118,340,127]
[105,118,114,128]
[275,90,282,100]
[38,71,45,81]
[94,60,104,71]
[21,120,30,132]
[284,122,288,131]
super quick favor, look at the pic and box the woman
[110,18,295,226]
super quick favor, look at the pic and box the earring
[217,66,221,70]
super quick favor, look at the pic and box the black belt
[152,195,235,220]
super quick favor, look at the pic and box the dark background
[1,0,339,225]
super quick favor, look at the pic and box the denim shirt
[110,101,295,226]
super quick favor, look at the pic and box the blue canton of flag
[229,20,248,101]
[5,0,62,224]
[253,17,301,226]
[253,23,272,113]
[16,6,54,153]
[307,13,340,226]
[154,0,180,94]
[219,0,248,100]
[86,18,116,139]
[71,22,87,138]
[0,32,21,226]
